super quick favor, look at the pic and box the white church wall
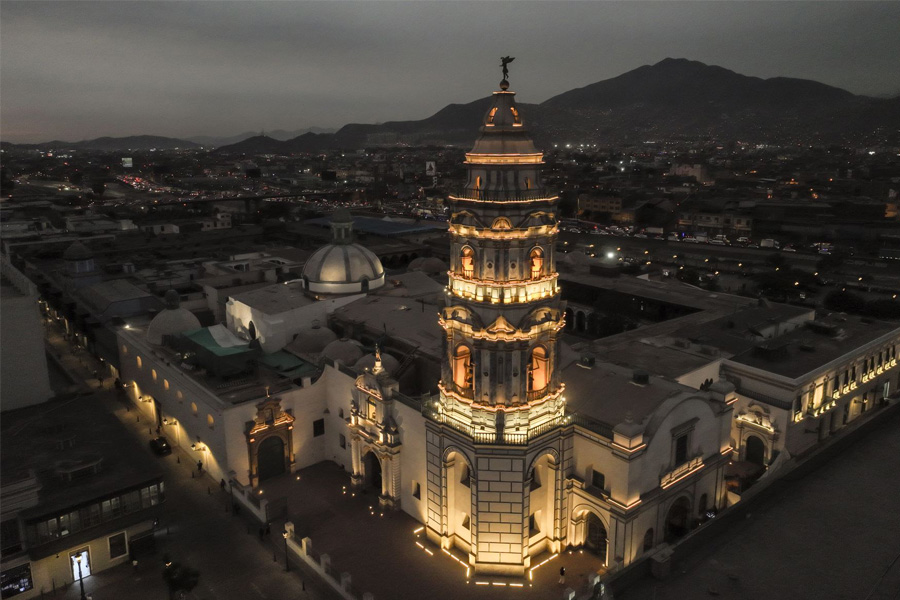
[394,401,428,524]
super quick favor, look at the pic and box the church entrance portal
[257,436,285,482]
[665,497,692,542]
[585,513,608,563]
[745,435,765,466]
[364,451,382,493]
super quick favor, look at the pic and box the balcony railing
[450,189,557,203]
[526,385,551,403]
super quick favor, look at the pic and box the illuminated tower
[425,73,566,576]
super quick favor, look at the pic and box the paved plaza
[261,463,606,600]
[619,409,900,600]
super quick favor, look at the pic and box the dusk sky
[2,1,899,143]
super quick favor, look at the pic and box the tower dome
[147,290,201,345]
[301,210,385,295]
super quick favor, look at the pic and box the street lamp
[282,531,290,572]
[75,554,87,600]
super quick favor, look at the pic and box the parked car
[149,436,172,456]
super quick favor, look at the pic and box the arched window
[136,356,142,369]
[151,369,158,382]
[453,345,473,390]
[530,247,544,280]
[207,414,215,430]
[163,379,170,391]
[528,346,549,393]
[248,321,257,340]
[191,402,198,417]
[474,175,483,189]
[460,246,475,278]
[360,277,369,293]
[487,108,498,125]
[524,177,532,190]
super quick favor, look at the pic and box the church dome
[322,338,364,365]
[147,290,201,345]
[63,241,94,261]
[286,321,338,355]
[302,210,385,295]
[354,351,400,375]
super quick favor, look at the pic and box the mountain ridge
[5,59,898,153]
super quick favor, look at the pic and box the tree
[163,561,200,600]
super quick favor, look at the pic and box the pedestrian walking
[558,566,566,585]
[220,479,227,491]
[197,460,203,473]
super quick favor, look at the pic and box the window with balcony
[674,433,689,466]
[528,346,549,395]
[530,247,544,280]
[591,470,606,491]
[460,246,475,278]
[452,345,473,392]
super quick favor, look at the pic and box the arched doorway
[248,321,257,340]
[444,450,473,548]
[665,497,692,542]
[746,435,765,466]
[642,528,654,552]
[257,436,285,482]
[364,451,382,493]
[585,513,608,563]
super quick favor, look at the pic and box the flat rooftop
[230,281,314,314]
[0,394,163,520]
[560,347,691,426]
[728,314,898,380]
[332,294,445,358]
[594,303,814,380]
[305,215,446,236]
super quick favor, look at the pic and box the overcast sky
[2,1,899,143]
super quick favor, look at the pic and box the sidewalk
[42,321,340,600]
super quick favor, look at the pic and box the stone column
[350,434,363,488]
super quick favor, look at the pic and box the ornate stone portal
[245,397,295,486]
[348,350,403,509]
[424,74,567,576]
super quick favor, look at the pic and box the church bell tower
[424,65,567,576]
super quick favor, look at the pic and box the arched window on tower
[452,345,473,391]
[528,346,549,394]
[474,176,482,190]
[530,247,544,280]
[460,246,475,278]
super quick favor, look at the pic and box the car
[149,436,172,456]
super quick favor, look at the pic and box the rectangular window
[591,470,606,491]
[0,562,34,598]
[794,395,803,415]
[674,433,689,465]
[412,481,421,500]
[108,532,127,559]
[366,399,377,420]
[1,519,22,557]
[339,434,346,449]
[313,419,325,437]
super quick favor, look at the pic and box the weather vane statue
[500,56,515,81]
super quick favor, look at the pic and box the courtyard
[260,462,607,600]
